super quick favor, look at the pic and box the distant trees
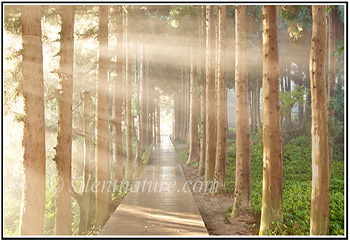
[19,5,46,235]
[309,5,329,235]
[53,5,75,235]
[259,5,283,235]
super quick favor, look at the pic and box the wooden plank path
[99,136,208,236]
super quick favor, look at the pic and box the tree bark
[113,7,124,181]
[156,91,161,143]
[140,42,146,154]
[19,5,46,235]
[78,89,92,235]
[125,6,133,181]
[310,5,329,235]
[53,6,75,235]
[232,6,251,217]
[187,14,199,165]
[327,7,336,169]
[95,5,110,227]
[198,5,206,176]
[214,5,227,192]
[205,5,216,181]
[259,5,283,235]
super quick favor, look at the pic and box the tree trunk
[156,91,161,143]
[259,6,283,235]
[180,68,186,143]
[285,70,292,129]
[146,45,152,146]
[251,83,257,133]
[328,7,336,169]
[140,42,146,154]
[187,16,199,165]
[19,5,46,235]
[53,6,75,235]
[205,5,216,181]
[198,5,206,176]
[153,95,157,144]
[232,6,251,217]
[256,79,261,129]
[95,5,110,227]
[78,90,92,235]
[113,7,124,181]
[125,6,133,181]
[214,5,227,192]
[310,5,329,235]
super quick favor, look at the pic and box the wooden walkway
[99,136,208,236]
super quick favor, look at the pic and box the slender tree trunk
[78,90,91,235]
[205,5,216,181]
[251,83,257,133]
[156,91,161,143]
[95,5,110,227]
[125,6,133,181]
[259,6,283,235]
[257,79,261,129]
[285,70,292,129]
[214,5,227,192]
[113,7,124,181]
[19,5,46,235]
[310,5,329,235]
[53,6,75,235]
[232,6,251,217]
[146,45,152,146]
[187,17,199,165]
[198,5,206,176]
[140,42,146,154]
[153,95,157,144]
[328,7,336,169]
[180,68,186,143]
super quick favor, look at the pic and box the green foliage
[178,150,189,166]
[225,134,344,235]
[280,85,308,120]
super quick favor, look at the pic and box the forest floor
[173,142,259,236]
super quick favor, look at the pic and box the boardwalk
[99,136,208,236]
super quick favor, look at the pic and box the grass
[225,132,344,235]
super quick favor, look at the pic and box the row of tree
[172,5,341,235]
[18,5,162,235]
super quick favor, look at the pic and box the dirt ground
[175,143,259,236]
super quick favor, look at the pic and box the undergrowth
[225,131,344,235]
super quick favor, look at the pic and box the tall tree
[198,5,206,176]
[125,5,133,181]
[113,6,124,181]
[53,6,75,235]
[19,5,46,235]
[187,13,199,165]
[140,41,146,154]
[205,5,216,181]
[214,5,227,192]
[232,6,251,216]
[327,6,336,169]
[310,5,329,235]
[259,5,283,235]
[80,89,92,234]
[156,90,161,143]
[95,5,110,226]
